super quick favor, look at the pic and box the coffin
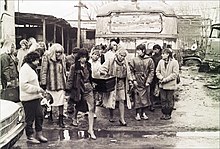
[92,76,116,92]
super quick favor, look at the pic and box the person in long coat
[129,44,155,120]
[99,48,134,126]
[0,40,18,89]
[40,43,66,128]
[66,48,97,140]
[156,48,179,120]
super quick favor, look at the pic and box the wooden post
[61,27,64,47]
[42,19,46,43]
[67,28,70,55]
[77,0,81,48]
[53,24,56,43]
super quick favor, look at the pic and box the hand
[133,80,138,87]
[38,88,45,94]
[159,78,165,84]
[7,82,12,88]
[145,83,150,87]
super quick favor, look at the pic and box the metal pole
[77,0,81,48]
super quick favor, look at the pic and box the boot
[36,131,48,143]
[58,115,65,128]
[48,110,53,123]
[27,134,40,144]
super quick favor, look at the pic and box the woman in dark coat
[130,44,155,120]
[66,48,96,140]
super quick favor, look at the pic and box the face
[116,52,126,62]
[79,56,87,63]
[10,44,15,53]
[32,59,40,67]
[110,41,118,52]
[91,53,99,61]
[162,52,169,60]
[153,48,160,55]
[55,50,63,60]
[136,48,145,57]
[21,44,27,49]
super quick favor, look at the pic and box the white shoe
[94,114,97,118]
[135,113,141,121]
[141,113,149,120]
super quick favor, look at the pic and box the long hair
[75,48,90,70]
[47,43,64,61]
[22,51,40,66]
[0,40,15,54]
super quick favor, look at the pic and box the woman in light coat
[99,48,133,126]
[156,48,179,120]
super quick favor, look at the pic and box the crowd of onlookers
[0,37,179,143]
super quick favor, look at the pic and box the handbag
[0,86,20,102]
[92,76,116,92]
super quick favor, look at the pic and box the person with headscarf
[66,48,97,140]
[99,47,134,126]
[40,43,66,128]
[19,51,47,144]
[156,48,179,120]
[0,40,18,89]
[129,44,155,121]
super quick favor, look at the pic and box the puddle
[43,129,178,141]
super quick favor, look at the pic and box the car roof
[0,99,21,121]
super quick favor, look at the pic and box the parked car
[0,99,25,149]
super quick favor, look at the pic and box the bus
[95,1,178,59]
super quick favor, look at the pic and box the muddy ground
[14,66,220,148]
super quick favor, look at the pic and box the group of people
[0,37,179,143]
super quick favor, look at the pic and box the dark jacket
[66,62,93,102]
[0,53,18,88]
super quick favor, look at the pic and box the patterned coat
[40,54,66,91]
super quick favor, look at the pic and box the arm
[146,58,155,84]
[1,54,11,81]
[66,65,75,91]
[40,55,48,86]
[162,60,179,83]
[19,66,43,94]
[156,60,164,80]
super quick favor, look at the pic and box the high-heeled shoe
[119,120,127,126]
[87,131,97,140]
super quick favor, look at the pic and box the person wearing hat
[17,39,29,71]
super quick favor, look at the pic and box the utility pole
[75,0,88,48]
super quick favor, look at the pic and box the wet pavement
[13,66,220,148]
